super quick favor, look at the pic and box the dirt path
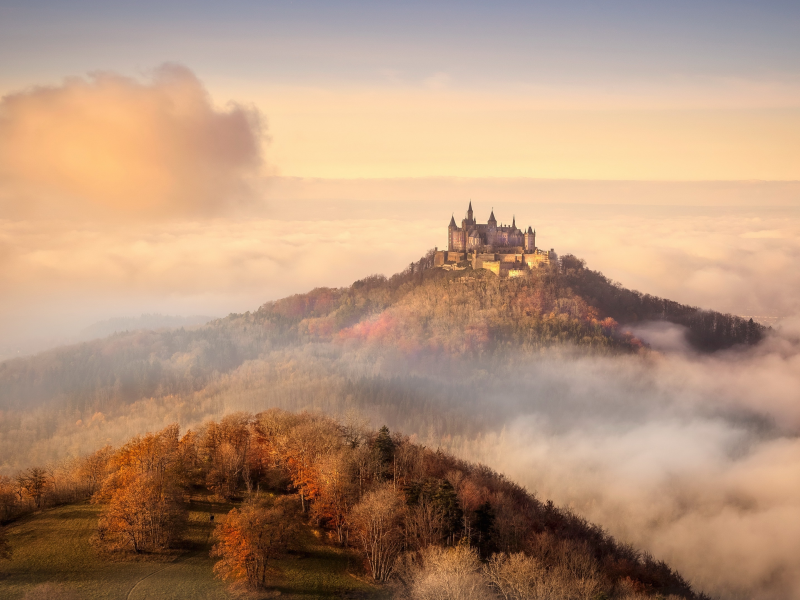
[125,563,175,600]
[124,501,218,600]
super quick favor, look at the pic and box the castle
[434,202,556,277]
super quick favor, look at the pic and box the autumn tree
[272,415,342,512]
[199,413,252,499]
[211,496,299,589]
[311,450,357,545]
[17,467,51,509]
[96,471,185,553]
[93,424,187,553]
[77,446,113,495]
[350,484,406,582]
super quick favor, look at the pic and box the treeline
[559,255,765,350]
[1,411,705,599]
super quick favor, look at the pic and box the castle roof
[449,215,457,228]
[527,226,533,233]
[488,210,496,222]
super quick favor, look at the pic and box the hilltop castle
[434,202,555,277]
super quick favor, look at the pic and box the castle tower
[524,226,536,251]
[448,215,457,251]
[467,201,474,224]
[487,209,497,247]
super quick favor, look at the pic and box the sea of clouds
[433,322,800,599]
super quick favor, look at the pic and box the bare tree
[350,484,406,582]
[484,552,553,600]
[405,497,445,551]
[402,545,494,600]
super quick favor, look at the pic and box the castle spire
[488,208,496,223]
[512,214,516,228]
[449,214,457,228]
[467,200,474,222]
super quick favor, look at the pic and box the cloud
[420,326,800,599]
[0,64,264,218]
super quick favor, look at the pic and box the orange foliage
[211,496,299,589]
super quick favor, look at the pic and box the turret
[467,201,474,223]
[447,215,459,251]
[488,209,497,226]
[524,225,536,251]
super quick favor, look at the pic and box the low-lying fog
[426,321,800,600]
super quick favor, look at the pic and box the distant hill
[80,313,215,339]
[0,252,765,415]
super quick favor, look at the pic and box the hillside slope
[0,253,763,413]
[0,412,705,599]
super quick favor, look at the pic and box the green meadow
[0,498,384,600]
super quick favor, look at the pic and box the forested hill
[0,252,764,412]
[1,411,706,599]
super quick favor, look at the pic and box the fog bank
[435,322,800,599]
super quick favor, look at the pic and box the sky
[1,0,799,353]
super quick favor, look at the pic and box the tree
[17,467,50,509]
[96,471,185,553]
[93,424,187,553]
[199,414,252,500]
[0,476,18,521]
[212,496,299,589]
[400,544,494,600]
[275,416,341,512]
[405,497,445,551]
[350,484,406,582]
[373,425,395,480]
[432,480,462,545]
[0,526,11,562]
[311,450,357,545]
[484,552,553,600]
[78,446,113,495]
[473,501,496,556]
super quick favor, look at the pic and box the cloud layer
[0,64,264,217]
[441,326,800,599]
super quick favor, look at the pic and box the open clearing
[0,499,385,600]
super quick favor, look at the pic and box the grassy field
[0,498,386,600]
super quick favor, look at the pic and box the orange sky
[248,84,800,180]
